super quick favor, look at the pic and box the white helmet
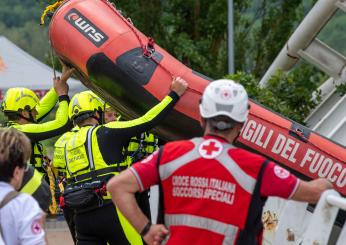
[199,79,249,122]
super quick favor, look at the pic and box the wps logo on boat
[65,9,108,47]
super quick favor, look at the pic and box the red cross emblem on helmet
[198,139,223,159]
[221,88,232,100]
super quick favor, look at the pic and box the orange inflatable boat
[49,0,346,194]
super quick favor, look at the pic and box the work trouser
[75,202,143,245]
[63,206,76,244]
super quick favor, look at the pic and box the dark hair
[206,115,241,132]
[0,128,31,182]
[4,111,21,121]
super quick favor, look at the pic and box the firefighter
[1,64,74,212]
[53,125,79,243]
[103,103,159,221]
[53,77,187,245]
[102,102,159,166]
[107,79,333,245]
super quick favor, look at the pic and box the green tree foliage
[227,65,322,124]
[318,10,346,56]
[249,0,304,77]
[0,0,41,27]
[114,0,305,78]
[114,0,229,78]
[0,0,49,61]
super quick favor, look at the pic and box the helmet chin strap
[91,110,104,125]
[99,111,105,125]
[18,110,36,123]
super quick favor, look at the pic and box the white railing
[263,190,346,245]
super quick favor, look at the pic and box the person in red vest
[107,79,333,245]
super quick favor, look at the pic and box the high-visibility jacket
[53,126,79,175]
[6,89,71,211]
[122,132,158,167]
[54,91,178,183]
[19,166,51,211]
[7,89,71,171]
[53,91,179,245]
[56,125,119,184]
[158,137,268,245]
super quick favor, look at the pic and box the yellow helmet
[84,90,112,110]
[1,87,39,112]
[69,91,104,121]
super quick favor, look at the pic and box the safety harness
[64,126,117,184]
[62,126,113,209]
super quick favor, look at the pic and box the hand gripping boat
[49,0,346,195]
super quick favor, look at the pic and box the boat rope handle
[40,0,64,25]
[102,0,202,96]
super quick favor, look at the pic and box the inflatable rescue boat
[49,0,346,195]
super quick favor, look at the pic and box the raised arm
[101,77,188,138]
[36,63,74,121]
[14,96,72,142]
[36,88,58,121]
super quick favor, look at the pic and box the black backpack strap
[236,160,269,245]
[156,146,165,224]
[30,142,36,167]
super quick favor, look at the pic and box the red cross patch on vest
[198,139,223,159]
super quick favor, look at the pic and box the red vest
[158,136,267,245]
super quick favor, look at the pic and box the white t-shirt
[0,182,45,245]
[0,232,4,245]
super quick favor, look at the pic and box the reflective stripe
[160,137,256,193]
[129,167,144,191]
[165,214,238,245]
[20,170,43,194]
[216,145,256,193]
[64,144,73,178]
[159,138,202,180]
[87,126,96,171]
[66,167,119,183]
[288,178,300,199]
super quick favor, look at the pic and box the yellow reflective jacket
[53,92,179,245]
[54,92,179,184]
[122,132,158,166]
[8,88,71,172]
